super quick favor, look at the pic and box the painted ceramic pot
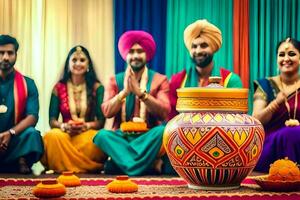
[164,78,265,190]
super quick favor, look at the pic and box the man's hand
[123,69,131,95]
[127,70,143,97]
[0,131,11,155]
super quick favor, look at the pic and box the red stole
[14,70,28,124]
[55,82,72,122]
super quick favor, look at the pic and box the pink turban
[118,31,156,62]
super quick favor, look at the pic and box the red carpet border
[0,177,299,200]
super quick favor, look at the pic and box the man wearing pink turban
[94,30,173,175]
[168,19,243,120]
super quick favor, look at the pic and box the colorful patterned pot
[164,81,265,190]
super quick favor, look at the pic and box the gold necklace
[280,77,299,127]
[67,81,87,121]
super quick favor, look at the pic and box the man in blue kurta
[0,35,43,174]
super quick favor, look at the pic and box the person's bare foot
[18,157,31,174]
[153,158,163,174]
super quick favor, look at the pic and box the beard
[191,52,213,68]
[0,60,15,72]
[129,59,146,72]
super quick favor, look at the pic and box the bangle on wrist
[266,100,278,113]
[86,123,91,130]
[139,91,149,101]
[117,92,125,103]
[271,100,279,110]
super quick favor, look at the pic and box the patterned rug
[0,177,299,200]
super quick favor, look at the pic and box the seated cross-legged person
[93,31,171,176]
[41,45,106,173]
[0,35,43,174]
[253,38,300,172]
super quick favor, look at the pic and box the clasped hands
[61,121,89,136]
[122,69,144,98]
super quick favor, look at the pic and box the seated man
[0,35,43,174]
[93,30,171,176]
[169,19,243,120]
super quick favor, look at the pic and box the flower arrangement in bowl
[253,157,300,192]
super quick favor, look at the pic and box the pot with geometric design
[163,77,265,190]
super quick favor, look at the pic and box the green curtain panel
[165,0,234,78]
[249,0,300,113]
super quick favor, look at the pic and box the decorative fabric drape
[1,0,300,128]
[165,0,234,78]
[0,0,114,133]
[249,0,300,113]
[233,0,249,88]
[113,0,167,74]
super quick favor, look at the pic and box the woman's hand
[275,91,287,105]
[61,121,86,137]
[67,123,84,136]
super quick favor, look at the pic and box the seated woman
[253,38,300,172]
[41,45,106,173]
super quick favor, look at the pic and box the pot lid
[176,77,248,112]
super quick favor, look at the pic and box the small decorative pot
[163,78,265,190]
[57,171,81,187]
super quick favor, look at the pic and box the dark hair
[276,38,300,53]
[60,45,101,92]
[60,45,101,109]
[0,35,19,52]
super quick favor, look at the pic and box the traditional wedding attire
[0,70,43,172]
[169,66,243,120]
[168,19,243,120]
[41,81,106,173]
[254,78,300,172]
[93,67,170,176]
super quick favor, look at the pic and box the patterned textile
[0,177,299,200]
[168,66,242,120]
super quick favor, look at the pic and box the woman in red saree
[253,38,300,172]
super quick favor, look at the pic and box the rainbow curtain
[113,0,300,113]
